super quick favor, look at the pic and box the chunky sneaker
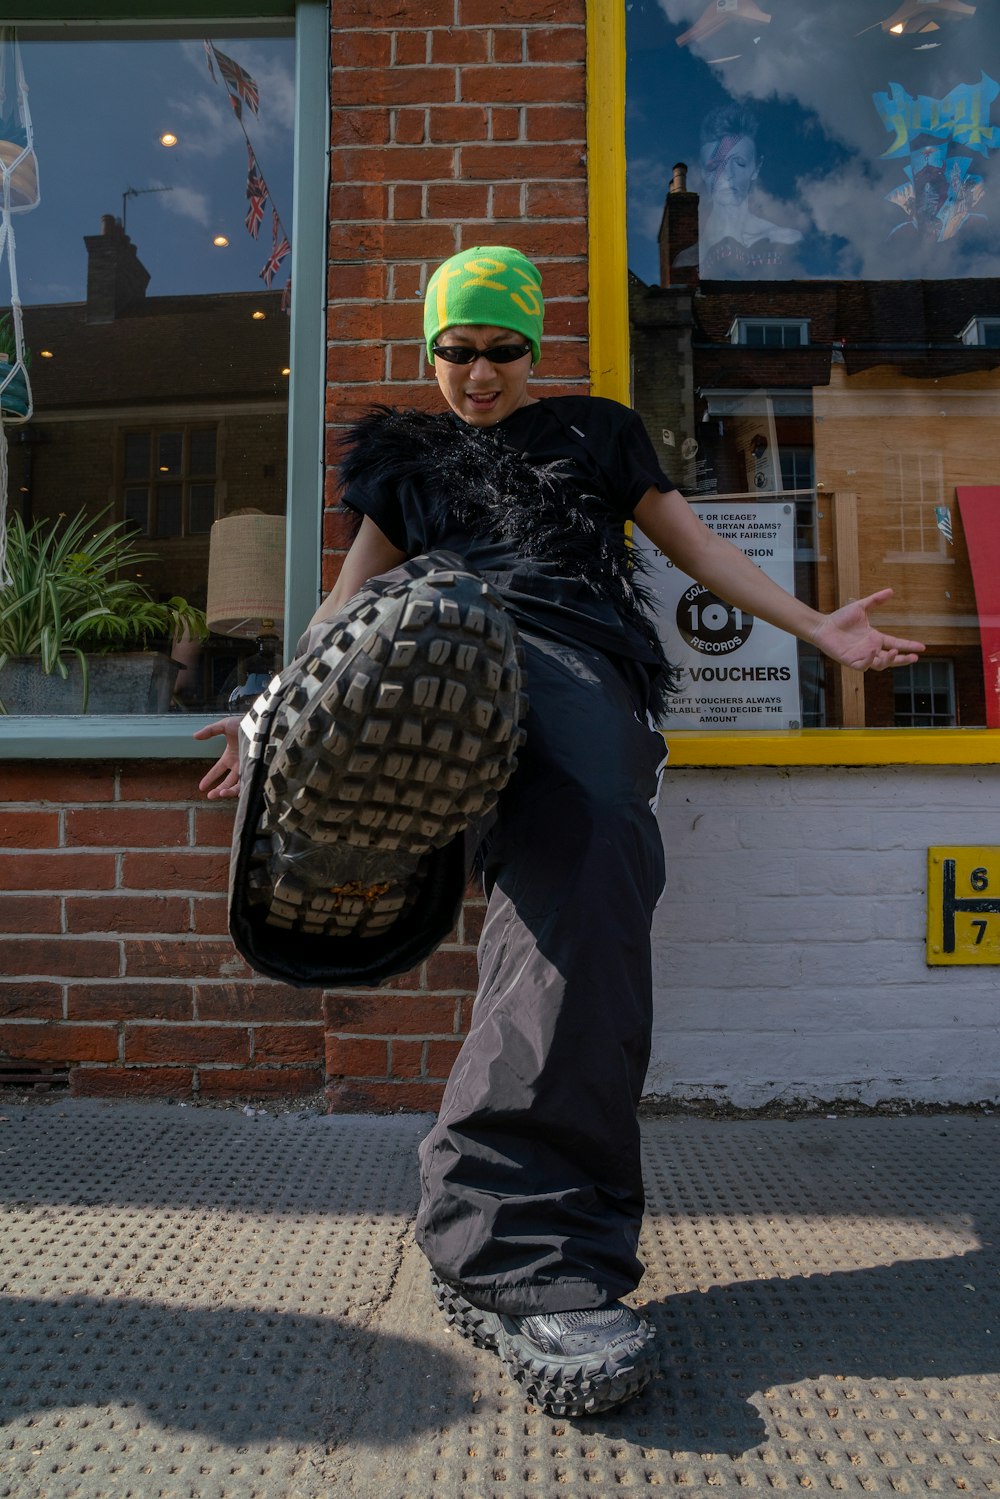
[431,1271,658,1417]
[242,553,525,940]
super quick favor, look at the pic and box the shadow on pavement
[0,1291,464,1449]
[596,1235,998,1455]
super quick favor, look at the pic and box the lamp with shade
[206,511,286,710]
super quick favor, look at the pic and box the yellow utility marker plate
[927,847,1000,964]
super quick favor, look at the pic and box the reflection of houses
[11,215,290,705]
[630,169,1000,728]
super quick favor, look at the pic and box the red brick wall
[0,0,590,1110]
[0,763,486,1108]
[323,0,590,563]
[0,764,323,1099]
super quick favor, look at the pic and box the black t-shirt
[342,395,674,664]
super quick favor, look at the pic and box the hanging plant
[0,310,29,417]
[0,95,38,212]
[0,27,40,595]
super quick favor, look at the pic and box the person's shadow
[595,1120,1000,1457]
[0,1292,464,1450]
[0,1104,461,1453]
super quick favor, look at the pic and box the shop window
[730,318,809,348]
[122,426,218,539]
[627,0,999,733]
[893,660,956,727]
[0,13,309,721]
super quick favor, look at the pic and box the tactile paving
[0,1105,997,1497]
[0,1101,433,1499]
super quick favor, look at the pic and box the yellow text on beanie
[424,246,544,364]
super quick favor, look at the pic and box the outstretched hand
[193,716,243,800]
[811,589,925,672]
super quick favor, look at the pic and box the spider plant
[0,507,208,712]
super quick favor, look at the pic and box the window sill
[4,720,996,767]
[663,727,1000,767]
[0,716,222,759]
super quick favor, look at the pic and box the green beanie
[424,246,544,364]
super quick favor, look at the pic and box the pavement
[0,1100,997,1499]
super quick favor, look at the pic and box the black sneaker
[431,1271,658,1417]
[243,553,525,940]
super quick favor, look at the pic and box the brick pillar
[323,0,590,1110]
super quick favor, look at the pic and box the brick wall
[0,762,489,1109]
[0,763,323,1099]
[323,0,590,524]
[0,0,591,1111]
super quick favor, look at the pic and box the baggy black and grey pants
[415,631,668,1317]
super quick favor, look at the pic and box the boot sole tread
[249,556,525,939]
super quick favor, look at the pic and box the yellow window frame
[585,0,1000,767]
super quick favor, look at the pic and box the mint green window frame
[0,1,328,759]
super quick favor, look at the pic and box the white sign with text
[638,501,802,730]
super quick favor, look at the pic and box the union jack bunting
[246,166,268,203]
[280,278,292,314]
[213,47,260,117]
[203,39,217,83]
[245,192,266,239]
[244,145,269,238]
[260,235,290,287]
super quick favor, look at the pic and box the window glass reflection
[157,433,183,477]
[0,26,293,716]
[627,1,999,730]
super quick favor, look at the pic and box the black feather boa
[338,405,676,708]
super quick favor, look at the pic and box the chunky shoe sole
[431,1269,502,1353]
[245,554,525,939]
[430,1271,658,1418]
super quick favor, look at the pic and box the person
[680,103,802,278]
[196,245,924,1417]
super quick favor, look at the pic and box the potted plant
[0,311,29,419]
[0,507,208,714]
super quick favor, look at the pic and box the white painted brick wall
[648,764,1000,1108]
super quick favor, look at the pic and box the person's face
[432,325,534,427]
[703,134,759,207]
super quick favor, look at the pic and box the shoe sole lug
[498,1328,659,1417]
[430,1271,658,1417]
[430,1271,502,1353]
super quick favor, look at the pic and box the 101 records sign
[638,502,802,731]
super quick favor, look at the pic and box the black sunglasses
[432,342,532,366]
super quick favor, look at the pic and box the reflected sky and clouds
[627,0,998,282]
[11,33,294,305]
